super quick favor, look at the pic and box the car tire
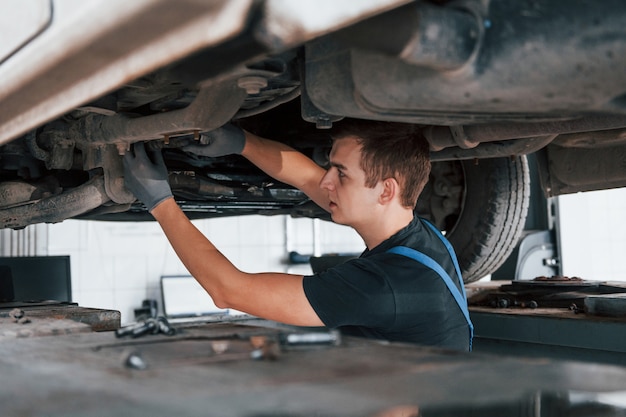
[420,156,530,283]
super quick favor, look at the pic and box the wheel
[416,156,530,283]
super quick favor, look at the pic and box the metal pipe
[0,176,110,230]
[430,135,557,162]
[71,83,247,147]
[550,128,626,148]
[424,115,626,151]
[233,86,301,120]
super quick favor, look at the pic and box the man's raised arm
[183,125,330,211]
[123,142,325,327]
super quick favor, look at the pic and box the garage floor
[1,316,626,417]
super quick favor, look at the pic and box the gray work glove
[182,124,246,157]
[123,142,173,212]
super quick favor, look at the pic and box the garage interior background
[1,188,625,325]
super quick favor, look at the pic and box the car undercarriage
[1,0,626,282]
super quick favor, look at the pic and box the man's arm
[183,126,330,211]
[240,131,330,211]
[151,198,324,327]
[122,143,324,327]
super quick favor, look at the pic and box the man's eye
[337,170,345,178]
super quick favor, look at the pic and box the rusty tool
[115,316,176,338]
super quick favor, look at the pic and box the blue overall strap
[420,218,468,301]
[387,246,474,351]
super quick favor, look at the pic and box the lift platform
[469,279,626,366]
[1,301,626,416]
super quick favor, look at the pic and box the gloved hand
[123,142,173,212]
[182,124,246,157]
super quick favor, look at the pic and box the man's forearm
[150,197,236,307]
[150,197,324,326]
[241,131,330,210]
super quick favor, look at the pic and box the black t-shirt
[302,216,470,351]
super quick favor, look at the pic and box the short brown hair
[330,119,431,208]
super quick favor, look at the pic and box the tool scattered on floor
[279,330,341,347]
[122,349,148,370]
[113,328,342,370]
[115,316,176,338]
[8,308,30,324]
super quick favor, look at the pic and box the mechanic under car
[122,119,473,351]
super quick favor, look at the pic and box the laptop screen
[160,275,227,318]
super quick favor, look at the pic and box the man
[123,119,472,351]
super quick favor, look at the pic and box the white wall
[557,188,626,281]
[45,215,364,324]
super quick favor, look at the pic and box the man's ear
[379,178,399,205]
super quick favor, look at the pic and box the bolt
[250,349,264,360]
[316,117,333,129]
[211,341,229,355]
[237,76,267,95]
[123,350,147,370]
[249,339,280,361]
[116,143,128,156]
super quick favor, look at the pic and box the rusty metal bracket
[70,82,247,149]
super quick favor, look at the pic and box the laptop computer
[160,275,229,323]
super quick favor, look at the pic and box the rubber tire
[445,156,530,283]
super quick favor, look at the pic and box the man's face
[319,137,383,228]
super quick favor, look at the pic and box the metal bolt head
[315,118,333,129]
[237,76,267,94]
[124,351,148,370]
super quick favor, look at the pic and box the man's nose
[320,170,334,190]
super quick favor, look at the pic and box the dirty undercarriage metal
[0,0,624,218]
[301,0,626,195]
[1,320,626,416]
[304,0,626,121]
[0,176,110,230]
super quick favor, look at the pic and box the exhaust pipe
[70,82,247,147]
[0,176,111,229]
